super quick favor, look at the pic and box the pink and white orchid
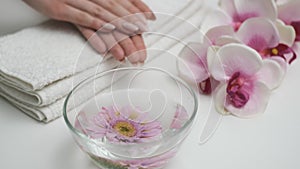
[278,0,300,41]
[236,17,297,65]
[177,42,213,94]
[202,0,277,32]
[208,44,284,117]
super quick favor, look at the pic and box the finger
[91,0,148,32]
[55,4,109,31]
[68,1,138,34]
[99,32,125,61]
[116,0,152,22]
[76,25,107,54]
[66,1,117,32]
[131,35,147,63]
[129,0,156,20]
[113,31,139,64]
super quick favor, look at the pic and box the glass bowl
[63,67,198,169]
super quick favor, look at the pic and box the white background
[1,0,300,169]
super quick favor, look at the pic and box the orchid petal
[206,46,220,71]
[275,0,290,5]
[177,43,209,83]
[204,25,235,45]
[278,0,300,24]
[256,59,285,90]
[201,9,232,33]
[219,0,237,20]
[215,35,241,46]
[275,20,296,47]
[237,17,280,51]
[234,0,277,22]
[209,44,262,81]
[293,41,300,59]
[269,56,288,76]
[213,84,231,115]
[226,82,271,118]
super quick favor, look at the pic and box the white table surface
[1,1,300,169]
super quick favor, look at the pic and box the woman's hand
[23,0,155,33]
[77,25,147,64]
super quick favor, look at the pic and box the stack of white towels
[0,0,214,122]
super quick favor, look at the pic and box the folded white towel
[0,0,208,122]
[0,21,107,91]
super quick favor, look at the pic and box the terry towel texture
[0,0,211,122]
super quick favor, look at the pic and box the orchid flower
[236,17,297,65]
[208,44,284,117]
[278,0,300,41]
[202,0,277,32]
[177,42,212,94]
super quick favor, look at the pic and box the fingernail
[151,13,156,20]
[128,55,139,64]
[146,12,156,20]
[119,57,126,63]
[102,23,115,31]
[135,21,149,32]
[137,62,144,67]
[136,13,147,24]
[122,22,139,32]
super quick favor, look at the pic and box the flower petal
[226,82,271,118]
[206,45,220,69]
[269,56,288,75]
[278,0,300,24]
[201,9,232,33]
[209,44,263,81]
[237,17,280,51]
[275,20,296,47]
[213,84,231,115]
[215,35,241,46]
[219,0,237,19]
[204,25,235,45]
[256,59,285,90]
[234,0,277,21]
[177,43,209,83]
[170,104,189,129]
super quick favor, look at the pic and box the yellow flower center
[113,121,137,137]
[271,48,279,55]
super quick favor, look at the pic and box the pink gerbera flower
[76,106,163,143]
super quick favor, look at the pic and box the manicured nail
[128,55,140,64]
[102,23,115,31]
[122,22,139,32]
[147,12,156,20]
[136,13,147,24]
[135,21,149,32]
[137,62,144,67]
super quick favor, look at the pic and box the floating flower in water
[170,104,189,129]
[76,106,162,143]
[208,44,284,117]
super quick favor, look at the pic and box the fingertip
[111,46,125,61]
[89,35,107,54]
[145,12,156,20]
[138,50,147,63]
[127,53,140,64]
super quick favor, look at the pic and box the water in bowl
[74,89,190,169]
